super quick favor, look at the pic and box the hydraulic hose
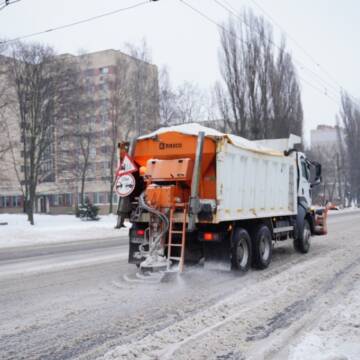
[138,192,169,257]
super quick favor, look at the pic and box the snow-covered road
[0,211,359,360]
[0,237,128,279]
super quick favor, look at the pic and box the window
[101,145,109,154]
[102,128,109,138]
[101,99,109,112]
[65,194,72,207]
[92,192,109,205]
[100,113,108,125]
[84,193,94,204]
[99,192,107,204]
[18,196,23,207]
[84,69,94,77]
[78,193,90,205]
[88,162,96,174]
[50,193,73,207]
[0,196,21,208]
[21,164,31,173]
[90,147,96,158]
[103,161,110,171]
[100,82,108,92]
[99,67,109,75]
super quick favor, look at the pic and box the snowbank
[0,213,129,248]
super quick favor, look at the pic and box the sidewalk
[0,213,129,249]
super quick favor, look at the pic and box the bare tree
[159,67,211,126]
[107,56,132,213]
[114,40,159,225]
[159,66,177,126]
[216,10,303,140]
[124,39,159,136]
[306,146,338,205]
[174,82,207,124]
[335,119,347,207]
[57,54,97,209]
[270,42,303,138]
[0,43,11,160]
[338,92,360,205]
[6,42,78,224]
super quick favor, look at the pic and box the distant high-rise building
[0,49,159,214]
[309,124,345,206]
[310,124,344,150]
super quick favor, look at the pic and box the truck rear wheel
[251,224,272,269]
[294,219,311,254]
[231,228,252,272]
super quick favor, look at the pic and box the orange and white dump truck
[116,124,327,273]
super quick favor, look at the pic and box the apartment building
[310,124,344,150]
[309,124,346,206]
[0,49,159,214]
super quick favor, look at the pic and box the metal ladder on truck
[167,203,187,272]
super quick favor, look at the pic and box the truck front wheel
[252,224,272,269]
[231,228,252,272]
[294,219,311,254]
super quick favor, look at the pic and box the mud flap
[314,205,330,235]
[203,240,231,271]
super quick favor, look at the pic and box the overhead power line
[180,0,250,48]
[213,0,340,101]
[179,0,340,106]
[0,0,21,12]
[0,0,154,44]
[245,0,359,105]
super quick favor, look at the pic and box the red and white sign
[116,153,138,177]
[114,173,136,197]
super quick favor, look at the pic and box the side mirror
[311,177,321,188]
[310,162,322,187]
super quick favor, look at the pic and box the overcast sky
[1,0,359,144]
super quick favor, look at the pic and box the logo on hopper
[159,142,182,150]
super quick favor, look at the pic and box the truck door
[298,154,312,207]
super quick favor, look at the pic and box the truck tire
[294,218,311,254]
[231,228,252,272]
[251,224,272,269]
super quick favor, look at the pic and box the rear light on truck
[130,228,146,244]
[203,232,214,241]
[199,231,224,242]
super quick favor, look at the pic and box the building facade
[0,49,159,214]
[309,124,345,206]
[310,124,343,149]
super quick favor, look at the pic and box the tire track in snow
[101,242,360,360]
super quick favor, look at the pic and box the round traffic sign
[115,173,136,197]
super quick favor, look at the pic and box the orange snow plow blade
[314,204,331,235]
